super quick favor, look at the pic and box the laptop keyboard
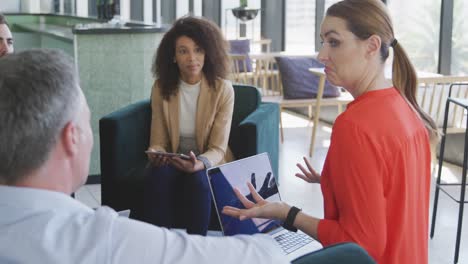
[274,232,313,254]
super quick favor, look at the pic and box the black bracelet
[282,206,301,232]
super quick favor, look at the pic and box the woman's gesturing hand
[295,156,321,184]
[222,181,290,221]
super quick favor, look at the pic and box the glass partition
[193,0,202,16]
[176,0,189,18]
[451,0,468,75]
[285,0,316,53]
[324,0,341,12]
[388,0,441,73]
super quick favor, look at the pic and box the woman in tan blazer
[142,16,234,235]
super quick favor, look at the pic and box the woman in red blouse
[222,0,438,263]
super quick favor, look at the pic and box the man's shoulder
[0,196,124,263]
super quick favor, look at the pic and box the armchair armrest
[238,102,280,179]
[99,99,151,212]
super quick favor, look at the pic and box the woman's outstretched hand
[295,156,321,183]
[222,181,290,221]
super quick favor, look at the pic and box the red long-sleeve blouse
[317,88,431,264]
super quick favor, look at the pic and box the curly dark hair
[152,16,230,100]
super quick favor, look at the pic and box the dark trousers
[142,165,212,235]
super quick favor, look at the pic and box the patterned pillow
[275,56,340,99]
[229,39,253,72]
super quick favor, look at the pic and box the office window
[285,0,315,53]
[176,0,202,17]
[153,0,161,23]
[388,0,441,73]
[129,0,144,21]
[176,0,190,18]
[53,0,60,13]
[53,0,75,14]
[63,0,74,14]
[324,0,341,12]
[451,0,468,75]
[221,0,261,42]
[193,0,202,16]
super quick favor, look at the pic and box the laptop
[207,153,322,261]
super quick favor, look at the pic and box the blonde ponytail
[392,41,440,146]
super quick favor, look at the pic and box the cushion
[229,39,253,72]
[275,57,340,99]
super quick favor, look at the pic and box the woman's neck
[180,74,202,85]
[351,66,392,98]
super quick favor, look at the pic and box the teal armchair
[99,84,279,225]
[292,243,375,264]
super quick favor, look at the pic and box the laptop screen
[207,153,282,236]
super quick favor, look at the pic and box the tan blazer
[149,76,235,167]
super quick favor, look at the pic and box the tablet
[145,150,191,160]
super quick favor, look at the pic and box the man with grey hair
[0,13,13,57]
[0,49,289,263]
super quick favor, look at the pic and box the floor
[76,111,468,264]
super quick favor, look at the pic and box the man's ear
[366,34,382,59]
[61,121,79,156]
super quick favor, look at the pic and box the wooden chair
[229,54,255,85]
[252,54,281,96]
[415,76,468,173]
[252,38,272,53]
[416,76,468,133]
[232,37,272,53]
[262,68,353,157]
